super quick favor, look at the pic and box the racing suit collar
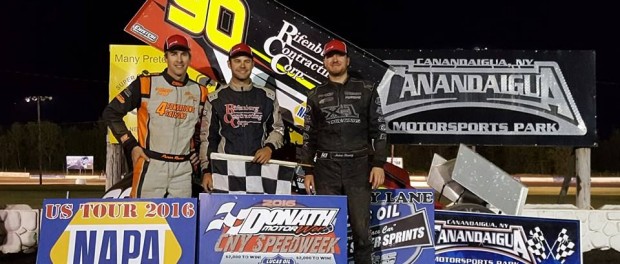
[327,75,350,86]
[161,68,189,87]
[228,82,254,92]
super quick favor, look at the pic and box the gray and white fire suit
[103,70,208,198]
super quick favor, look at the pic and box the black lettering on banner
[370,213,432,251]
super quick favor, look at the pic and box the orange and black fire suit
[103,70,208,198]
[300,76,388,264]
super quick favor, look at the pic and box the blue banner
[198,193,349,263]
[351,189,436,264]
[37,198,197,264]
[435,210,582,264]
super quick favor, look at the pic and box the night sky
[2,0,618,139]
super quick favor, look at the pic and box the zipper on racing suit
[242,86,249,155]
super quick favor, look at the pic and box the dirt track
[0,175,105,185]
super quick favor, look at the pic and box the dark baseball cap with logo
[229,43,254,58]
[164,34,190,52]
[323,39,348,57]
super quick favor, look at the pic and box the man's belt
[144,149,191,162]
[316,149,368,159]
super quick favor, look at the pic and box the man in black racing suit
[300,39,388,264]
[200,43,284,193]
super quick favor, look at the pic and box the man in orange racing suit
[103,34,208,198]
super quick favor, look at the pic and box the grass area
[0,185,105,209]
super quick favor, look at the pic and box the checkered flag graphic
[553,228,576,263]
[527,227,549,262]
[210,153,295,194]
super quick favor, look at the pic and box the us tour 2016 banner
[371,49,596,147]
[361,189,436,264]
[37,198,197,264]
[124,0,394,143]
[198,193,349,263]
[434,210,582,264]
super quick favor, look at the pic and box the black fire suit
[199,84,284,173]
[300,76,388,264]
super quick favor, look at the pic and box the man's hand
[202,173,213,192]
[253,146,272,164]
[130,146,149,165]
[369,167,385,189]
[189,151,199,171]
[304,174,315,195]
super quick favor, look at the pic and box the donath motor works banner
[435,210,582,264]
[125,0,394,142]
[108,44,216,143]
[37,198,197,264]
[371,49,596,147]
[198,193,348,263]
[352,189,435,264]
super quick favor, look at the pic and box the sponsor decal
[322,104,360,125]
[130,23,157,43]
[261,254,297,264]
[156,87,173,96]
[263,20,329,84]
[223,104,264,128]
[155,102,195,119]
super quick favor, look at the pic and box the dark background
[0,2,619,262]
[1,0,618,139]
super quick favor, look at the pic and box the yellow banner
[108,45,214,143]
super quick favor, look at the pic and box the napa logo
[48,202,182,264]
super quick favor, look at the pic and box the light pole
[25,96,53,185]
